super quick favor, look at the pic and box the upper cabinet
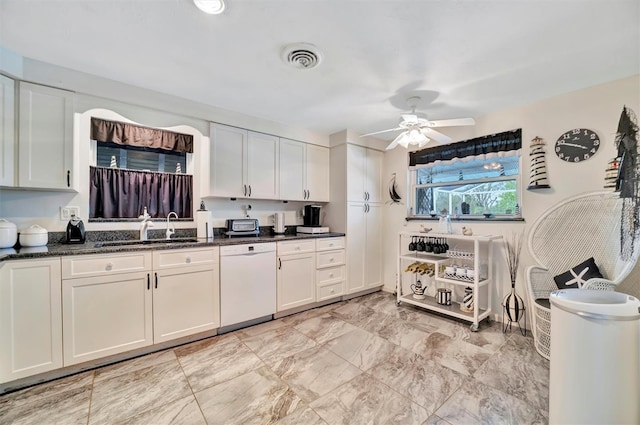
[279,138,329,202]
[209,123,279,199]
[18,82,75,190]
[0,75,15,187]
[346,144,383,203]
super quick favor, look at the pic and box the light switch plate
[60,206,80,220]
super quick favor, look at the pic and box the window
[96,141,186,173]
[411,155,521,217]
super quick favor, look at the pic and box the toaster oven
[225,219,259,236]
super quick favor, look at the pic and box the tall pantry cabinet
[325,143,384,295]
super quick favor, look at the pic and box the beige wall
[382,75,640,314]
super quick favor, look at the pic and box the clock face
[555,128,600,163]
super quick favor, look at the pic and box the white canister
[0,219,18,248]
[19,225,48,247]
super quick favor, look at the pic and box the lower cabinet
[61,248,220,366]
[153,264,220,343]
[277,241,316,311]
[0,258,63,384]
[316,237,345,301]
[62,271,153,365]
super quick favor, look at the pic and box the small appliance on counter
[225,218,259,237]
[296,226,330,234]
[303,204,322,227]
[273,212,286,234]
[66,215,86,243]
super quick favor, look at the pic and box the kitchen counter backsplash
[1,227,344,262]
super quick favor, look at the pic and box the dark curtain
[91,117,194,153]
[409,129,522,166]
[89,166,193,219]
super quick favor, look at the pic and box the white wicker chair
[525,191,638,359]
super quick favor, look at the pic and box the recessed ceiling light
[194,0,225,14]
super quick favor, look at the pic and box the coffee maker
[297,204,329,234]
[303,204,321,227]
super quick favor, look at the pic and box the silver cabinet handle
[248,185,252,196]
[307,190,310,200]
[244,185,247,196]
[364,191,367,201]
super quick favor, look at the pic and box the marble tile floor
[0,291,549,425]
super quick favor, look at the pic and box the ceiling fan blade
[421,128,451,143]
[428,118,475,127]
[360,127,403,137]
[401,114,418,123]
[385,133,405,150]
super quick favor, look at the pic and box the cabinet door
[277,252,316,311]
[0,259,62,384]
[346,144,366,201]
[247,131,279,199]
[364,203,383,288]
[279,138,305,201]
[365,149,384,203]
[62,272,152,366]
[346,202,366,293]
[18,82,74,190]
[0,74,15,187]
[306,144,330,202]
[153,265,220,343]
[210,124,247,197]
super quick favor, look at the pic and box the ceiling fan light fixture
[194,0,226,14]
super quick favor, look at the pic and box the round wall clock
[554,128,600,163]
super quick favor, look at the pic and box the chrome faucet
[138,207,154,241]
[166,212,178,239]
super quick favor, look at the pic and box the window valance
[409,129,522,166]
[91,117,194,153]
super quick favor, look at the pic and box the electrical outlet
[60,206,80,220]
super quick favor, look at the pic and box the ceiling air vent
[282,43,323,70]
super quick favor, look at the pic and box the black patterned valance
[91,117,193,153]
[409,129,522,166]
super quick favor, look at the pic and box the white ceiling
[1,0,638,141]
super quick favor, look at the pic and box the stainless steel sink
[94,238,199,248]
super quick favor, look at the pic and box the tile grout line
[174,347,210,425]
[85,371,96,425]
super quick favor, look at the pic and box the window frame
[407,154,524,220]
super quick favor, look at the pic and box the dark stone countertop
[0,233,346,262]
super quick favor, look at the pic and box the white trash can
[549,289,640,425]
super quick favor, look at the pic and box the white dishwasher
[220,242,276,327]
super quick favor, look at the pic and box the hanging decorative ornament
[527,136,551,190]
[387,173,403,204]
[110,155,117,168]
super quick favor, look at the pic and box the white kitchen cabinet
[0,74,15,187]
[346,144,383,203]
[62,270,153,366]
[152,247,220,343]
[247,131,279,199]
[279,138,330,202]
[209,123,247,198]
[346,202,383,293]
[18,81,75,190]
[0,258,62,384]
[209,123,279,199]
[62,248,220,365]
[277,251,316,311]
[315,237,345,301]
[306,143,330,202]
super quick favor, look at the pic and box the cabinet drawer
[316,265,345,285]
[153,247,219,269]
[317,281,344,301]
[316,237,345,251]
[316,249,345,268]
[277,239,315,255]
[62,252,152,279]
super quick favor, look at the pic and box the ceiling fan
[361,96,475,150]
